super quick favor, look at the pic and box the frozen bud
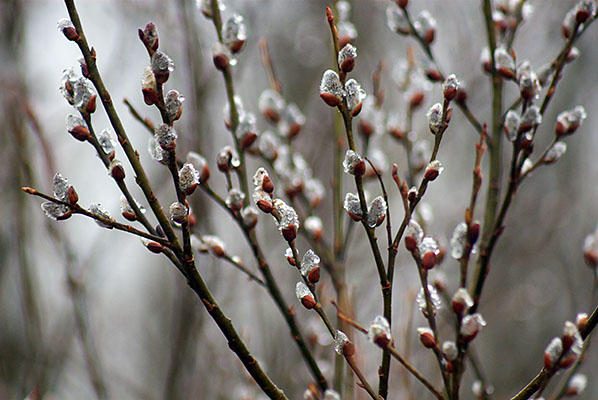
[343,150,365,176]
[543,142,567,164]
[98,129,116,159]
[109,159,126,181]
[42,202,71,221]
[338,43,357,73]
[222,14,247,54]
[234,112,257,150]
[323,390,341,400]
[334,330,355,356]
[519,105,542,132]
[450,222,468,259]
[165,90,185,122]
[442,341,458,361]
[216,146,240,172]
[89,203,114,229]
[562,321,582,352]
[442,74,460,101]
[576,313,589,331]
[154,124,177,151]
[226,189,245,212]
[273,199,299,241]
[575,0,597,23]
[151,51,174,84]
[304,179,325,208]
[57,18,78,41]
[186,152,210,183]
[179,163,200,195]
[424,160,444,181]
[53,173,78,204]
[141,66,159,105]
[426,103,444,134]
[517,61,541,101]
[138,22,159,53]
[386,4,411,34]
[480,47,492,73]
[343,192,363,221]
[212,42,231,71]
[521,158,533,176]
[200,235,226,257]
[417,285,442,317]
[407,186,418,203]
[70,77,96,114]
[301,249,321,283]
[258,89,285,123]
[566,373,587,396]
[566,46,580,63]
[562,11,577,39]
[66,114,90,142]
[345,79,367,116]
[417,327,436,348]
[120,196,144,222]
[253,167,274,193]
[169,201,188,224]
[304,216,323,241]
[148,137,170,165]
[223,96,244,129]
[367,196,387,228]
[279,103,305,139]
[59,68,77,105]
[494,47,516,79]
[544,337,563,369]
[319,69,344,107]
[241,206,258,229]
[504,110,520,141]
[451,288,474,315]
[253,189,273,213]
[368,315,392,348]
[556,106,587,136]
[405,220,424,252]
[472,381,495,397]
[296,282,316,309]
[414,10,436,44]
[419,237,440,270]
[460,313,486,342]
[284,247,296,266]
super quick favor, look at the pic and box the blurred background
[0,0,596,399]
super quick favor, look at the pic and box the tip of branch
[326,6,334,23]
[21,186,37,195]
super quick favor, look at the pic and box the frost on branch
[89,203,114,229]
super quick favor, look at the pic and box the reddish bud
[146,241,164,254]
[66,186,79,205]
[282,224,298,242]
[320,92,342,107]
[69,125,91,142]
[262,175,274,193]
[301,295,317,310]
[418,328,436,348]
[409,91,425,109]
[421,251,437,270]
